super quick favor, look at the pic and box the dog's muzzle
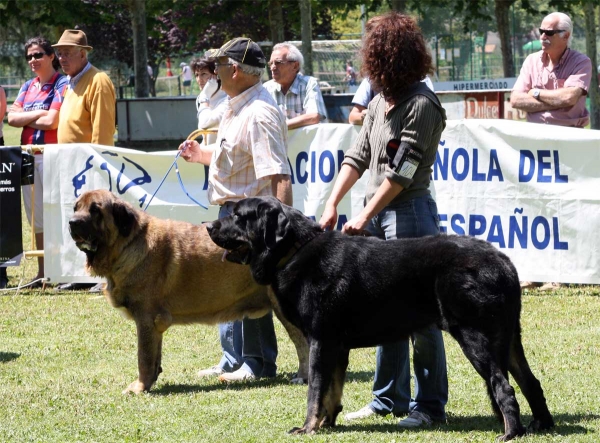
[69,217,98,252]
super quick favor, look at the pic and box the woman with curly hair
[320,12,448,428]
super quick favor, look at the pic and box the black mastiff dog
[206,196,554,441]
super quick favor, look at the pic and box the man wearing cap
[53,29,115,292]
[178,37,292,383]
[53,29,115,146]
[263,42,328,129]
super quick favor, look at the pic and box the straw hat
[52,30,93,50]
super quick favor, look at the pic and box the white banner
[44,120,600,283]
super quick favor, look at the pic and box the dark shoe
[89,283,106,293]
[55,282,96,291]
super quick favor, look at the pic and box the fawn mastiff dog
[68,190,308,394]
[206,196,554,441]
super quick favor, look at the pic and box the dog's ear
[259,199,289,251]
[112,200,137,238]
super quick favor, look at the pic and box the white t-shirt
[181,65,193,82]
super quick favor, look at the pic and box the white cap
[180,62,187,67]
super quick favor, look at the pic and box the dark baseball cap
[207,37,266,68]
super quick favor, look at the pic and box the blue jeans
[216,203,278,377]
[365,195,448,421]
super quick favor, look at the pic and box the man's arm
[510,87,584,112]
[287,112,320,130]
[270,174,293,206]
[348,104,367,125]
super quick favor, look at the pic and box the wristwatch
[532,89,541,100]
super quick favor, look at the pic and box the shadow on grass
[0,352,20,363]
[320,413,595,438]
[153,370,381,395]
[152,372,305,395]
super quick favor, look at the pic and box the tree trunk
[269,0,284,46]
[494,0,515,77]
[389,0,408,12]
[584,0,599,129]
[298,0,313,76]
[129,0,149,98]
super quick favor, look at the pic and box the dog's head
[69,190,139,269]
[207,196,322,285]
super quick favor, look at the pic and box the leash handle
[143,130,208,212]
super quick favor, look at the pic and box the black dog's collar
[276,231,321,269]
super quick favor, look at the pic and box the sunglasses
[539,29,565,37]
[25,52,47,61]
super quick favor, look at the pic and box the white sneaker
[344,405,376,421]
[197,365,224,378]
[218,367,256,383]
[397,411,433,428]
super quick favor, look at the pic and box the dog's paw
[289,376,307,385]
[288,426,315,435]
[527,417,554,432]
[122,380,146,395]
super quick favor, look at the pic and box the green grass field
[2,205,600,442]
[2,121,600,441]
[1,284,599,442]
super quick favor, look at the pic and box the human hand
[178,140,200,162]
[8,103,23,113]
[318,203,338,231]
[341,214,370,236]
[201,77,219,100]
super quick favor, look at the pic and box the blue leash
[143,149,208,212]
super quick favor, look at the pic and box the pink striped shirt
[513,48,591,127]
[208,82,290,205]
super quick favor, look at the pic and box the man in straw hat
[53,30,115,147]
[178,37,292,383]
[53,30,115,292]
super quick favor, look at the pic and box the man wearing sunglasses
[178,37,292,383]
[511,12,591,293]
[510,12,592,129]
[263,42,328,130]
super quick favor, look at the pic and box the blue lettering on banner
[290,150,345,185]
[294,153,307,184]
[72,153,151,207]
[434,148,504,182]
[518,150,568,183]
[439,209,568,250]
[319,150,335,182]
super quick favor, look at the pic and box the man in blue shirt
[263,43,328,130]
